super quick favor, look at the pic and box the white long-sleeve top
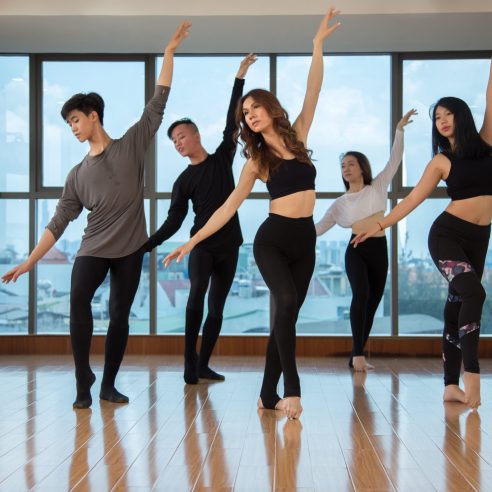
[316,129,404,235]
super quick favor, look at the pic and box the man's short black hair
[61,92,105,126]
[167,118,199,139]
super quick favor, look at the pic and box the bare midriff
[269,190,316,218]
[352,211,386,236]
[445,196,492,225]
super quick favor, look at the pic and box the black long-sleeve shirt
[145,78,245,251]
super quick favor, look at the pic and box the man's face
[66,110,98,142]
[170,124,201,157]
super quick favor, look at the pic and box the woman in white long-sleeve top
[316,109,416,371]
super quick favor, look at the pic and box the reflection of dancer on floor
[164,8,341,419]
[144,54,257,385]
[1,22,191,409]
[352,59,492,409]
[316,109,417,372]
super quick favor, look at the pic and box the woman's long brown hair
[234,89,313,177]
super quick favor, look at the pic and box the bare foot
[463,372,481,410]
[443,384,467,403]
[282,397,303,419]
[352,355,374,372]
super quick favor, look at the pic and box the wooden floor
[1,356,492,492]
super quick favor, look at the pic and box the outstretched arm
[157,21,191,87]
[480,57,492,145]
[351,154,448,246]
[2,229,56,283]
[163,160,258,266]
[292,7,341,145]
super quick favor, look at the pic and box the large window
[155,56,270,192]
[0,56,29,192]
[36,200,150,334]
[0,53,490,337]
[402,58,490,186]
[156,199,270,334]
[278,55,391,193]
[0,199,29,333]
[42,61,145,187]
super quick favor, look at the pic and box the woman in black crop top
[353,58,492,410]
[164,8,341,419]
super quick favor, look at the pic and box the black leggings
[185,246,239,368]
[253,213,316,408]
[70,247,144,389]
[345,235,388,356]
[428,211,490,386]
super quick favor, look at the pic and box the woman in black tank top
[352,58,492,410]
[164,9,342,419]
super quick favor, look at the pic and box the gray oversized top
[46,85,170,258]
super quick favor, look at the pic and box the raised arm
[157,21,191,87]
[163,160,258,266]
[215,54,257,161]
[373,108,417,190]
[479,57,492,145]
[292,7,341,145]
[351,154,448,246]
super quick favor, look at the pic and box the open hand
[237,53,258,79]
[397,108,418,130]
[313,6,341,44]
[1,261,32,284]
[350,223,381,247]
[165,20,192,53]
[162,241,194,267]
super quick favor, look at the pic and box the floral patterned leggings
[428,211,490,386]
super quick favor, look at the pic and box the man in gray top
[1,21,191,409]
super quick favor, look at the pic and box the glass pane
[305,199,391,335]
[398,199,448,335]
[0,56,29,192]
[37,199,150,334]
[0,199,29,333]
[42,61,145,187]
[277,55,391,193]
[402,59,489,186]
[155,56,270,192]
[155,199,270,334]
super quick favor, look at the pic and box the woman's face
[435,105,455,139]
[341,155,363,184]
[242,97,273,133]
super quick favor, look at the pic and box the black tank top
[443,151,492,201]
[266,158,316,200]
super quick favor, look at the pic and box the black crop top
[266,158,316,200]
[443,151,492,201]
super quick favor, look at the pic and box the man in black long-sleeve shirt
[145,54,257,384]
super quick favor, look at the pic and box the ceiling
[1,1,491,53]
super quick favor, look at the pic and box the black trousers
[345,235,388,356]
[253,213,316,408]
[70,247,144,388]
[428,211,490,386]
[185,245,239,368]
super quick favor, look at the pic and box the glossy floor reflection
[0,355,491,491]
